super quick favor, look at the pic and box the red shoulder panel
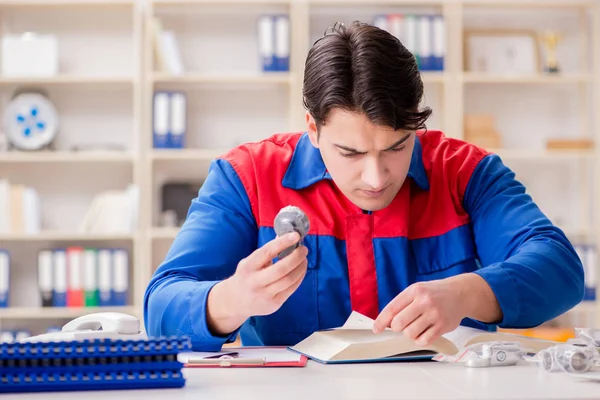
[406,130,489,239]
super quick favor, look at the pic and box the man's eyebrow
[332,133,412,153]
[383,133,412,151]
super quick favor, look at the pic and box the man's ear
[305,112,319,148]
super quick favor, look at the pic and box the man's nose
[361,157,388,190]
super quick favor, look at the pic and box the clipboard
[179,346,308,368]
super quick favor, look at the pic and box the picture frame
[464,29,541,74]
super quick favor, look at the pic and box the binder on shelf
[112,249,129,307]
[258,15,276,72]
[67,247,84,308]
[388,14,403,43]
[0,250,8,308]
[38,250,53,307]
[52,250,67,307]
[153,91,170,149]
[431,15,445,71]
[83,248,99,307]
[98,249,112,307]
[373,14,388,31]
[417,15,432,71]
[274,14,290,72]
[403,14,418,65]
[169,92,186,149]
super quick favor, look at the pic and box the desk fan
[2,91,59,151]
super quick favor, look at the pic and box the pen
[187,357,266,367]
[202,352,239,359]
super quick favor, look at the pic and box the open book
[289,311,557,364]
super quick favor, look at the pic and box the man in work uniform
[144,22,584,351]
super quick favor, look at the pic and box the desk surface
[3,361,600,400]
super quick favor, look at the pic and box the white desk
[2,361,600,400]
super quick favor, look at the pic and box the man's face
[306,108,415,212]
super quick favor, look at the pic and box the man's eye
[389,146,406,153]
[340,152,359,158]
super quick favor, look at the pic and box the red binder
[181,346,308,368]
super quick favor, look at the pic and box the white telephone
[21,312,147,343]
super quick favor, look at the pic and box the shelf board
[572,301,596,314]
[0,0,134,7]
[152,72,292,85]
[0,75,134,85]
[421,72,446,83]
[0,151,133,164]
[0,306,139,320]
[308,0,442,5]
[151,227,180,240]
[153,0,289,4]
[150,148,228,161]
[461,0,594,8]
[462,73,593,84]
[561,227,594,239]
[489,149,594,160]
[0,232,136,242]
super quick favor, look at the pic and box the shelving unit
[0,0,143,335]
[0,0,598,335]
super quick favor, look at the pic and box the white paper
[179,347,303,364]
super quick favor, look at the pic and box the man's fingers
[413,325,441,347]
[373,289,414,333]
[243,232,300,271]
[265,258,308,297]
[401,314,432,342]
[273,263,307,304]
[389,302,421,333]
[259,245,307,284]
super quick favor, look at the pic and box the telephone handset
[21,312,147,343]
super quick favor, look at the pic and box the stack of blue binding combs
[0,336,191,393]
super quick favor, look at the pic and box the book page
[339,311,377,330]
[442,325,492,349]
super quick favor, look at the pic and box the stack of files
[150,17,184,76]
[257,14,290,72]
[373,14,445,72]
[0,179,41,235]
[38,248,129,308]
[152,91,186,149]
[0,336,191,393]
[78,184,138,235]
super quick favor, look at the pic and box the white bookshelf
[0,151,134,164]
[0,306,139,320]
[0,0,597,335]
[0,0,143,335]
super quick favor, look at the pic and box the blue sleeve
[464,154,584,328]
[143,158,257,351]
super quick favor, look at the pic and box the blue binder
[0,336,191,393]
[0,250,9,308]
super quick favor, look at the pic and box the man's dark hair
[302,21,432,132]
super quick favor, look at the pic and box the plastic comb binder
[0,336,191,393]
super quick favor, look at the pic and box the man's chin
[350,196,395,212]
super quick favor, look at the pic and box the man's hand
[372,273,502,346]
[207,232,308,336]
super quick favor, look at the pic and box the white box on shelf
[1,33,58,77]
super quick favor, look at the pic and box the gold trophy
[540,31,562,73]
